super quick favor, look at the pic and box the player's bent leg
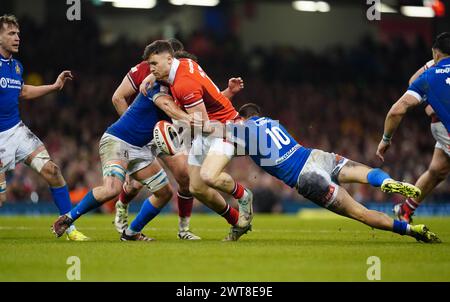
[159,153,200,239]
[132,160,174,208]
[26,147,89,241]
[337,160,421,198]
[93,172,126,202]
[328,188,441,243]
[35,160,65,188]
[121,162,173,242]
[120,176,143,205]
[189,165,228,213]
[200,153,235,192]
[414,147,450,203]
[132,160,172,204]
[114,176,143,233]
[51,161,127,238]
[189,165,248,241]
[395,147,450,223]
[336,160,373,184]
[26,148,70,212]
[201,153,253,228]
[297,167,440,243]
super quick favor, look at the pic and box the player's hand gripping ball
[153,121,182,155]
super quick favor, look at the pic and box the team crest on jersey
[15,63,21,75]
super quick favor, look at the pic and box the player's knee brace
[140,169,169,193]
[29,150,51,173]
[103,164,127,182]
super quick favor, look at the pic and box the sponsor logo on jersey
[0,77,21,89]
[436,67,450,74]
[275,144,302,165]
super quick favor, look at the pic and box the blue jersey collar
[437,57,450,67]
[0,52,12,62]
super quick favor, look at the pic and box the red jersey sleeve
[174,78,204,109]
[126,61,150,91]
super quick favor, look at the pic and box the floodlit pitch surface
[1,214,449,281]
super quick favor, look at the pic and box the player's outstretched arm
[112,75,136,116]
[153,94,193,124]
[376,93,421,161]
[222,77,244,100]
[20,70,73,100]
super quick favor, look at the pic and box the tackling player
[232,103,440,243]
[378,32,450,223]
[51,83,194,241]
[0,15,88,241]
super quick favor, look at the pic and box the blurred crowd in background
[5,14,447,213]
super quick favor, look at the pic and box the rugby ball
[153,120,181,155]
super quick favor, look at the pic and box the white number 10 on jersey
[265,127,291,149]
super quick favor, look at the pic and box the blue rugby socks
[50,185,72,215]
[68,190,102,221]
[367,168,391,187]
[127,199,161,235]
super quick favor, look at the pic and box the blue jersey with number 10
[234,116,312,187]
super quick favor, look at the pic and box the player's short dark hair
[432,32,450,55]
[168,38,184,52]
[174,50,198,62]
[142,40,174,60]
[0,14,19,32]
[239,103,261,119]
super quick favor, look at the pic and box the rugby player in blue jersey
[51,83,193,241]
[232,103,440,243]
[383,33,450,223]
[0,15,88,241]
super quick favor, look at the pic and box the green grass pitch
[1,213,450,281]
